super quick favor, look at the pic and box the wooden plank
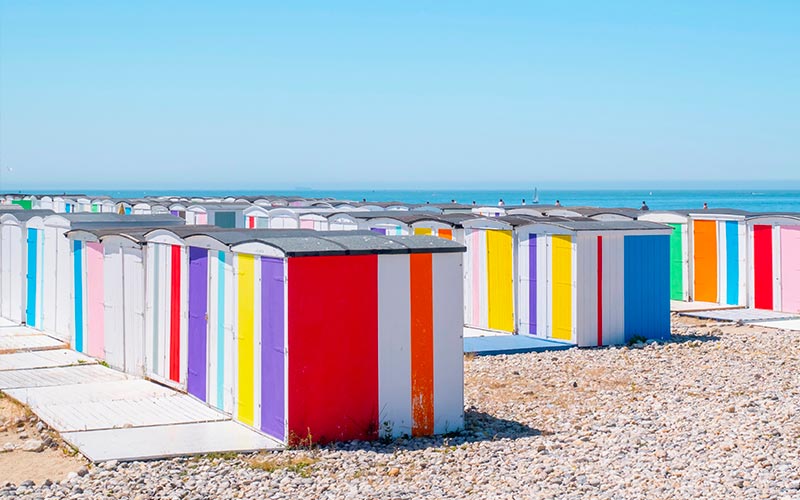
[62,421,282,462]
[0,349,96,371]
[0,326,46,337]
[5,380,173,406]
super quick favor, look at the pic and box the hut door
[103,244,125,370]
[753,225,773,310]
[260,257,286,441]
[780,227,800,313]
[187,248,209,402]
[668,224,684,301]
[692,221,718,303]
[25,229,38,326]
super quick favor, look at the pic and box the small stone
[66,472,78,481]
[2,442,14,452]
[36,422,45,433]
[102,460,119,470]
[726,406,735,413]
[571,381,578,388]
[20,480,34,487]
[77,466,89,477]
[22,439,45,452]
[387,467,400,477]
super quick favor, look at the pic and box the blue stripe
[26,229,38,326]
[217,251,226,409]
[725,221,739,305]
[73,240,84,352]
[624,235,670,341]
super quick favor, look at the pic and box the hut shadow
[668,332,721,344]
[328,407,541,453]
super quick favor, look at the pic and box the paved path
[0,324,281,462]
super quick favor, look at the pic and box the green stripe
[668,223,684,300]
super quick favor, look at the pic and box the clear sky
[0,1,798,190]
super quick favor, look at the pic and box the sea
[75,189,800,213]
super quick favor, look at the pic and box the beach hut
[220,230,464,443]
[351,212,440,236]
[435,213,482,245]
[192,203,249,228]
[462,216,672,345]
[461,215,536,333]
[745,214,800,313]
[0,210,54,325]
[38,214,185,343]
[472,206,506,218]
[638,211,691,301]
[266,208,300,229]
[688,209,750,306]
[513,219,672,346]
[243,205,270,229]
[326,213,360,231]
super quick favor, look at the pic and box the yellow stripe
[236,254,255,425]
[551,235,573,340]
[486,230,514,332]
[414,227,432,236]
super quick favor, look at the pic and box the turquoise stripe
[152,245,160,374]
[216,251,226,409]
[73,240,84,352]
[726,221,739,305]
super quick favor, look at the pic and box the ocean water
[80,189,800,213]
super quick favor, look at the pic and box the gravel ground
[3,316,800,499]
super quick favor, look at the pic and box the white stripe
[601,235,625,346]
[252,257,262,431]
[377,254,412,438]
[575,235,598,347]
[433,253,464,435]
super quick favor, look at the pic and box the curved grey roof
[0,209,56,221]
[349,211,443,224]
[58,213,185,228]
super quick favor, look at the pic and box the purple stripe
[529,235,537,334]
[187,247,208,401]
[370,227,387,235]
[261,257,285,440]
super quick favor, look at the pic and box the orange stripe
[438,229,453,240]
[410,253,434,436]
[693,220,718,302]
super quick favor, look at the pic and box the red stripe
[753,225,773,309]
[287,255,379,444]
[169,245,181,382]
[597,236,603,346]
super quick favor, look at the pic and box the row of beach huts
[1,193,799,444]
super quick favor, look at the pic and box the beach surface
[3,316,800,499]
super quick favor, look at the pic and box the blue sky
[0,1,798,190]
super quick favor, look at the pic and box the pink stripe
[85,242,105,358]
[471,231,480,325]
[781,227,800,312]
[300,220,315,229]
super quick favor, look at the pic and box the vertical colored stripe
[85,242,105,358]
[187,247,208,401]
[597,236,603,346]
[287,255,379,443]
[216,251,226,409]
[528,235,537,335]
[261,257,285,441]
[624,235,671,340]
[551,235,573,340]
[780,227,800,313]
[470,231,480,326]
[237,254,255,425]
[438,229,452,240]
[410,253,434,436]
[414,227,432,236]
[73,240,84,352]
[371,227,387,235]
[151,244,160,374]
[486,230,514,332]
[693,220,718,302]
[169,245,182,382]
[668,223,684,301]
[753,225,773,310]
[26,229,37,326]
[725,221,739,305]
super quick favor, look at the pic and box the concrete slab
[679,308,800,323]
[464,334,574,355]
[0,334,66,354]
[464,326,510,338]
[0,349,96,371]
[0,326,47,336]
[671,300,744,313]
[6,380,174,406]
[749,319,800,332]
[0,317,20,327]
[62,421,282,462]
[0,364,130,390]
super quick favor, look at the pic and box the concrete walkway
[0,323,282,462]
[464,327,574,355]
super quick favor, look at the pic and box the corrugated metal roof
[0,209,56,221]
[535,219,670,231]
[58,214,185,228]
[349,211,443,224]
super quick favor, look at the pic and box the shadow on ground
[325,408,541,453]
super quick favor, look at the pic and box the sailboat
[532,187,539,204]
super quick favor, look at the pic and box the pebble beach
[2,315,799,499]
